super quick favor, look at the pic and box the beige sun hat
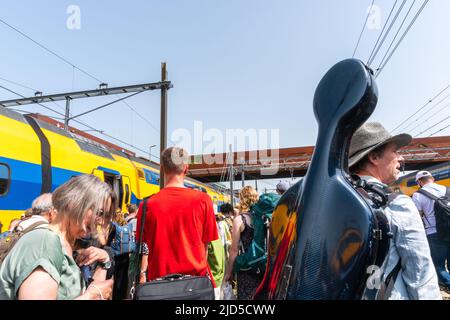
[349,122,412,168]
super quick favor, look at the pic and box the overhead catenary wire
[404,94,450,133]
[352,0,376,58]
[374,0,417,74]
[390,84,450,134]
[0,75,68,113]
[414,113,450,137]
[375,0,430,78]
[366,0,403,66]
[0,18,160,134]
[409,100,450,135]
[1,83,156,158]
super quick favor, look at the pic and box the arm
[17,267,58,299]
[223,215,243,282]
[76,246,111,282]
[139,254,148,284]
[391,196,441,299]
[18,267,113,300]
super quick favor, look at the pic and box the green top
[0,227,84,300]
[207,238,225,288]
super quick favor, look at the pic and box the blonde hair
[114,210,127,226]
[238,186,259,213]
[161,147,189,174]
[52,174,116,242]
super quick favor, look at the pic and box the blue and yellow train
[395,161,450,196]
[0,107,229,229]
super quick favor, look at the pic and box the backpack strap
[134,198,148,285]
[3,220,48,261]
[417,188,440,201]
[15,220,48,233]
[377,259,402,300]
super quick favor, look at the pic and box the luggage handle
[160,273,185,280]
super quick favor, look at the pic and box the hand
[223,273,231,283]
[86,279,114,300]
[76,246,110,266]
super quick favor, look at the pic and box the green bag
[233,193,280,274]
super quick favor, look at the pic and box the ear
[367,152,381,165]
[183,164,189,175]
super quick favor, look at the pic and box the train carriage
[0,107,228,228]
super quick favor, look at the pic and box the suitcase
[134,273,214,300]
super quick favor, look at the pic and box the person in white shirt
[16,193,56,231]
[412,171,450,292]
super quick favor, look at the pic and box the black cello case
[254,59,390,300]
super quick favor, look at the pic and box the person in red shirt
[136,147,218,286]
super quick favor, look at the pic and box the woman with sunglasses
[0,174,116,300]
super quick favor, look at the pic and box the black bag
[417,187,450,243]
[134,273,214,300]
[130,198,215,300]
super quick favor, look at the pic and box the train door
[91,167,125,212]
[122,175,132,208]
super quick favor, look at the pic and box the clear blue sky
[1,0,449,191]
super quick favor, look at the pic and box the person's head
[51,174,116,244]
[160,147,189,184]
[8,218,20,232]
[415,170,434,188]
[113,210,127,226]
[238,186,259,213]
[219,203,234,217]
[31,193,56,223]
[349,122,412,185]
[22,208,33,220]
[276,181,289,195]
[126,203,138,215]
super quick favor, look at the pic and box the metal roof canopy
[188,135,450,182]
[0,81,172,107]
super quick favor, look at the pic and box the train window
[125,184,130,204]
[0,164,10,196]
[201,187,207,193]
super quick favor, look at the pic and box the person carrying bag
[129,198,215,300]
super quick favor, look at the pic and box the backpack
[417,187,450,243]
[0,221,48,264]
[233,193,281,274]
[351,175,402,300]
[111,221,136,256]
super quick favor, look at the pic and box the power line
[375,0,430,78]
[414,113,450,137]
[390,84,450,134]
[0,76,38,92]
[0,75,67,113]
[428,123,450,137]
[121,99,159,133]
[0,18,160,133]
[0,18,103,83]
[404,94,450,133]
[409,100,450,135]
[352,0,376,58]
[0,84,66,117]
[1,83,155,157]
[374,0,417,74]
[367,0,402,66]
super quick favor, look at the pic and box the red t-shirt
[137,187,218,285]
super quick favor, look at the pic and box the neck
[357,167,384,184]
[48,221,74,255]
[164,173,186,188]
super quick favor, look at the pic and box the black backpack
[417,187,450,243]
